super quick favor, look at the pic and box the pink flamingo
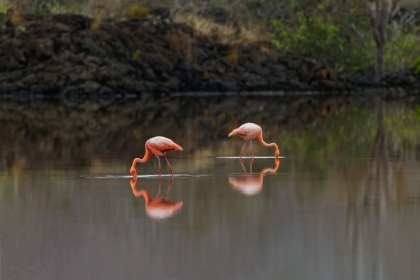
[229,158,280,196]
[130,136,183,177]
[130,176,183,220]
[228,123,280,158]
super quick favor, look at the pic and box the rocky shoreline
[1,11,419,96]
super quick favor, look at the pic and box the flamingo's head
[228,128,239,137]
[275,149,280,158]
[130,167,137,177]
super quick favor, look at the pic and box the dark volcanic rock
[0,12,417,96]
[26,38,54,59]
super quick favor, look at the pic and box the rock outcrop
[0,11,350,95]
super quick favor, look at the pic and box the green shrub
[0,3,6,14]
[128,5,150,18]
[341,12,371,33]
[385,24,420,72]
[414,57,420,74]
[270,11,372,71]
[415,105,420,118]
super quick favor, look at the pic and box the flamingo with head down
[228,123,280,159]
[229,158,280,196]
[130,175,183,220]
[130,136,183,177]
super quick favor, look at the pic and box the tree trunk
[368,0,400,82]
[375,42,385,82]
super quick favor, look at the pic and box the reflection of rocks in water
[0,96,349,169]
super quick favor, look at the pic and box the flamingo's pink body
[229,158,280,196]
[130,136,183,176]
[130,177,183,220]
[228,123,280,158]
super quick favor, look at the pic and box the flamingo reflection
[130,175,183,220]
[229,158,280,196]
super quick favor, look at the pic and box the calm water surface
[1,97,420,280]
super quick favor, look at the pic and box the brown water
[1,97,420,280]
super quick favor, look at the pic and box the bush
[414,57,420,74]
[0,3,6,14]
[270,11,372,71]
[385,24,420,72]
[128,5,150,18]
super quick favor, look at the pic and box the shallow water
[1,97,420,280]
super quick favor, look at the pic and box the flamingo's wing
[146,201,183,219]
[148,136,183,153]
[234,123,261,139]
[229,176,262,196]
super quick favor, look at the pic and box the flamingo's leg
[239,158,246,173]
[164,173,175,197]
[240,141,247,158]
[164,155,174,175]
[249,157,254,173]
[155,176,162,198]
[250,140,254,158]
[157,157,162,176]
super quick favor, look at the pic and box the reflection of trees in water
[285,97,420,279]
[346,97,395,279]
[286,97,420,210]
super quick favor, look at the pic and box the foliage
[128,4,149,18]
[270,2,420,72]
[10,11,23,25]
[0,2,6,14]
[414,57,420,74]
[172,12,264,44]
[270,10,373,71]
[1,0,420,73]
[415,105,420,119]
[385,24,420,72]
[1,0,124,16]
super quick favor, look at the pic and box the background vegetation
[1,0,420,74]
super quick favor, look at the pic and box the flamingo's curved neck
[138,190,151,205]
[130,177,142,197]
[258,158,280,180]
[131,147,152,169]
[257,134,280,157]
[130,177,152,204]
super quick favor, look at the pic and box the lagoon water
[1,97,420,280]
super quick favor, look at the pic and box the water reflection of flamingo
[130,175,183,220]
[130,136,183,177]
[228,123,280,158]
[229,158,280,196]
